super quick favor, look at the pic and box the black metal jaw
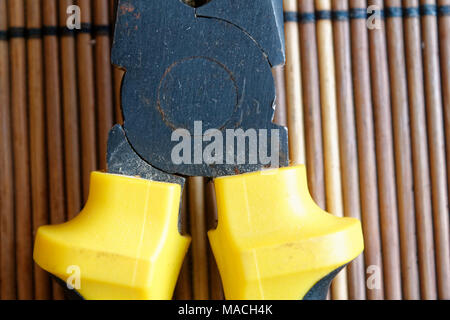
[107,125,185,187]
[108,0,289,179]
[182,0,211,8]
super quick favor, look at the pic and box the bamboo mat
[0,0,449,300]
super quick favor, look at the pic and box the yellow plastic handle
[34,172,190,300]
[208,165,364,300]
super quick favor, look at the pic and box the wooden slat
[438,0,450,234]
[331,0,366,300]
[0,0,16,300]
[93,0,114,169]
[272,66,288,127]
[76,0,98,201]
[385,0,420,300]
[298,0,326,209]
[60,0,82,221]
[368,0,402,300]
[26,0,52,300]
[175,251,193,300]
[283,0,306,164]
[349,0,384,300]
[315,0,347,300]
[420,0,450,299]
[8,0,34,300]
[112,68,124,125]
[188,177,209,300]
[42,0,67,300]
[404,0,437,300]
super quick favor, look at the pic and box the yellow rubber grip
[34,172,190,300]
[208,165,364,300]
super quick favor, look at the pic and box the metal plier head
[108,0,289,181]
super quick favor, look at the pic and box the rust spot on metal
[119,2,135,15]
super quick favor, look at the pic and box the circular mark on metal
[157,56,239,132]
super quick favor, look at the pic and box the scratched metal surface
[108,0,289,178]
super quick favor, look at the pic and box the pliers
[33,0,364,300]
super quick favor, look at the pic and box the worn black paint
[107,125,185,187]
[110,0,288,178]
[303,267,345,300]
